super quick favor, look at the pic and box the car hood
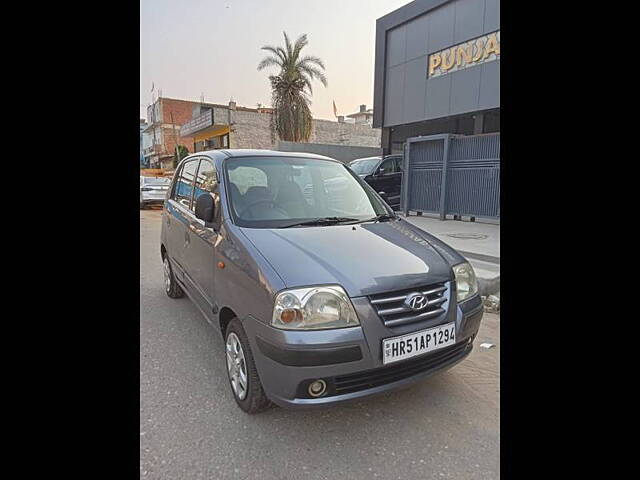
[239,219,462,297]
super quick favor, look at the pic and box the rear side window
[174,159,199,209]
[393,157,403,172]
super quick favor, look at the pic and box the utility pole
[170,111,180,169]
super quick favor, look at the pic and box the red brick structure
[142,97,198,169]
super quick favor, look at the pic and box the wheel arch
[219,307,237,337]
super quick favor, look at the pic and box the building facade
[142,98,198,169]
[180,99,381,153]
[139,119,147,165]
[346,104,374,125]
[373,0,499,154]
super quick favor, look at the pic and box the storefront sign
[180,109,213,137]
[428,31,500,78]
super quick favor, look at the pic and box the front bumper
[242,290,483,409]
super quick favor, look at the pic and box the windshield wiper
[360,213,397,223]
[279,217,360,228]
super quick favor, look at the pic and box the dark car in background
[160,149,482,414]
[348,155,403,210]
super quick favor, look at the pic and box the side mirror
[195,194,215,224]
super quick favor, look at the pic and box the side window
[394,157,403,172]
[379,159,395,175]
[193,159,218,208]
[175,159,199,209]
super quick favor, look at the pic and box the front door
[182,158,219,315]
[373,158,401,209]
[388,156,404,210]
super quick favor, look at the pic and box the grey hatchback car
[160,149,483,413]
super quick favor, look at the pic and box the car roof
[188,149,342,164]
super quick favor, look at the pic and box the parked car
[348,155,403,210]
[160,150,482,413]
[140,176,171,209]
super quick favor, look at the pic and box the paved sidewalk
[402,213,500,296]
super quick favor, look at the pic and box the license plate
[382,322,456,365]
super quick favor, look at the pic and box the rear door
[165,158,199,283]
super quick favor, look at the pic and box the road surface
[140,208,500,479]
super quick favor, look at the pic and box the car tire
[225,318,272,414]
[162,254,184,298]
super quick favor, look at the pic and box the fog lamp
[308,379,327,397]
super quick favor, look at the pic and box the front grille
[332,341,469,395]
[369,283,448,327]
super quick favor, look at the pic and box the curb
[458,250,500,265]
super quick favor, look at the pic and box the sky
[140,0,410,121]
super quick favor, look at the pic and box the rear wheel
[225,318,272,414]
[163,255,184,298]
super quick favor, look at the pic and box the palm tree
[258,32,327,142]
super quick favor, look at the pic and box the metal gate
[401,133,500,220]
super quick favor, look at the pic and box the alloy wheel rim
[226,332,248,400]
[163,258,171,292]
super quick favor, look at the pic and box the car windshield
[143,177,170,185]
[224,156,391,228]
[348,158,380,175]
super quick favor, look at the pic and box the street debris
[480,343,495,349]
[481,293,500,313]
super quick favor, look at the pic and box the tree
[173,145,189,168]
[257,32,327,142]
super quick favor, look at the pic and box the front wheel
[225,318,272,414]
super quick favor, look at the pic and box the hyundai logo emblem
[405,292,428,311]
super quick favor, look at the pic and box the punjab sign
[428,31,500,78]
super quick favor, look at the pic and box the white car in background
[140,176,171,209]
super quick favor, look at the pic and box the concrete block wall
[277,141,383,162]
[311,119,381,147]
[223,107,381,150]
[227,109,276,150]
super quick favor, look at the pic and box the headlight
[453,262,478,302]
[272,285,360,330]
